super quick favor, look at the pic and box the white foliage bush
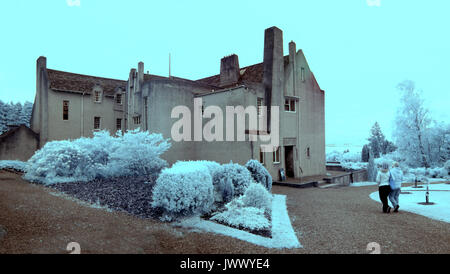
[217,162,254,197]
[151,163,214,220]
[240,183,273,212]
[172,160,222,185]
[245,159,272,191]
[24,129,171,185]
[211,204,270,231]
[0,160,28,172]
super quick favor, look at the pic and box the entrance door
[284,146,295,178]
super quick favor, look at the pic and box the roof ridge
[47,69,127,83]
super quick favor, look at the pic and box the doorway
[284,146,295,178]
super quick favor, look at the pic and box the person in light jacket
[389,162,403,212]
[376,162,392,213]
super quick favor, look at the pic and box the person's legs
[389,188,398,208]
[379,186,391,213]
[393,188,401,212]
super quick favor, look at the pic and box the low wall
[325,169,368,186]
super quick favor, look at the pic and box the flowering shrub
[245,159,272,191]
[24,129,170,185]
[151,163,214,221]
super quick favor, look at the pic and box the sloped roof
[47,69,127,94]
[47,69,217,95]
[0,125,39,142]
[196,55,290,88]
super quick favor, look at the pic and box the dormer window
[94,90,102,103]
[116,93,123,105]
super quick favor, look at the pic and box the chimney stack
[220,54,240,87]
[289,41,297,96]
[263,27,284,132]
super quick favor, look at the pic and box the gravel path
[0,170,449,254]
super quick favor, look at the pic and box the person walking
[376,162,392,213]
[389,162,403,212]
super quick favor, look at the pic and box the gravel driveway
[0,170,449,254]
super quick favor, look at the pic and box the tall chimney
[36,56,49,147]
[263,27,284,132]
[137,61,144,91]
[289,41,297,96]
[220,54,240,87]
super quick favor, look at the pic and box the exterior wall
[195,87,253,166]
[143,80,209,164]
[46,89,123,142]
[0,127,39,161]
[295,51,326,177]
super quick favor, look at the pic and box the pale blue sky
[0,0,448,145]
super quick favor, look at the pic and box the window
[94,117,101,130]
[116,118,122,131]
[259,148,265,165]
[94,91,101,103]
[301,67,305,82]
[307,147,311,158]
[257,97,264,116]
[133,116,141,124]
[116,93,122,105]
[273,146,280,164]
[63,100,69,120]
[284,99,296,112]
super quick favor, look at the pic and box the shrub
[217,162,254,197]
[444,160,450,176]
[172,160,222,185]
[24,129,170,185]
[240,183,273,212]
[151,163,214,221]
[217,177,234,203]
[211,202,270,231]
[0,160,28,172]
[245,159,272,191]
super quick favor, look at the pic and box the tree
[393,80,431,168]
[367,150,377,182]
[361,144,370,162]
[368,122,387,158]
[425,122,450,166]
[0,100,34,134]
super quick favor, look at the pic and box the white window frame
[257,97,264,117]
[116,118,122,131]
[273,146,280,164]
[94,90,102,103]
[259,147,265,165]
[63,100,69,121]
[133,116,141,125]
[94,116,101,130]
[116,93,123,105]
[284,98,296,112]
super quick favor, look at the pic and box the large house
[29,26,326,180]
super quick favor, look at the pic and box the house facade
[30,26,326,180]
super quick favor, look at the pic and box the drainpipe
[81,91,85,137]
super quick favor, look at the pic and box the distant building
[0,125,39,161]
[30,26,326,180]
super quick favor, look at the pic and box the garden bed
[47,176,162,219]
